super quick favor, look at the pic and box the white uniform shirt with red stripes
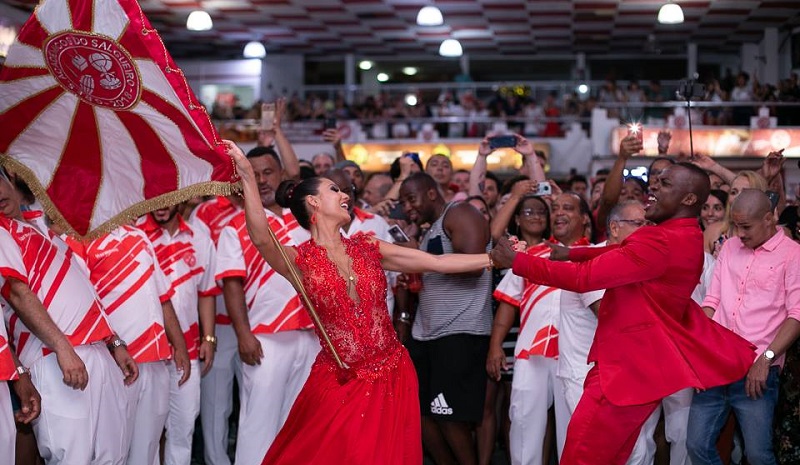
[344,208,397,314]
[188,196,241,326]
[67,226,174,364]
[0,214,113,368]
[189,196,241,245]
[215,208,312,334]
[495,242,573,360]
[137,215,219,360]
[0,301,16,380]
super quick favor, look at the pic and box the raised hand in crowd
[322,128,347,163]
[689,152,737,185]
[657,130,672,155]
[759,148,785,182]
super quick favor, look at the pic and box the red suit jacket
[512,217,755,406]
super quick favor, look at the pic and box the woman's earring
[311,212,317,225]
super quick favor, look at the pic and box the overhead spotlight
[377,72,389,82]
[358,60,373,71]
[658,2,684,24]
[402,67,418,76]
[416,6,444,26]
[577,84,589,94]
[243,41,266,59]
[439,39,462,57]
[186,10,213,31]
[405,94,418,106]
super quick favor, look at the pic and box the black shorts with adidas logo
[407,334,490,423]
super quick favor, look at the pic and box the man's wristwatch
[16,365,30,377]
[203,335,217,346]
[764,349,776,364]
[107,337,127,351]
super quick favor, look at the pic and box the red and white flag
[0,0,236,238]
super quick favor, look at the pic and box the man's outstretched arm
[509,231,669,293]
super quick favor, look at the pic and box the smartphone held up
[627,123,643,143]
[488,135,517,150]
[261,102,276,131]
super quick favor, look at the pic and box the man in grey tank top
[399,172,493,465]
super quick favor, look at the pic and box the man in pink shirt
[690,189,800,465]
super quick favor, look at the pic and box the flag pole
[262,222,348,370]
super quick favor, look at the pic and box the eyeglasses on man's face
[615,219,650,227]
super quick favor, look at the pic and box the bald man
[490,163,756,465]
[688,189,800,465]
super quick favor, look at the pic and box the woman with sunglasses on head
[224,140,497,465]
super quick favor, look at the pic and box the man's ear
[608,221,619,239]
[426,188,438,202]
[681,193,698,207]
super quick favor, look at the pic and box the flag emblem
[44,31,141,110]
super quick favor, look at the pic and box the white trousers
[1,382,14,465]
[509,356,570,465]
[123,361,170,465]
[31,344,128,465]
[201,324,241,465]
[638,388,694,465]
[234,331,319,465]
[164,359,201,465]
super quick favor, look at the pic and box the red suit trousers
[560,366,661,465]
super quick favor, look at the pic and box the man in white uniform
[0,169,133,465]
[137,206,218,465]
[189,195,242,465]
[68,225,191,465]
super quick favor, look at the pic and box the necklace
[331,256,356,295]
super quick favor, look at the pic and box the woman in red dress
[224,141,494,465]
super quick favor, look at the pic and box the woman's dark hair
[275,177,323,230]
[389,155,424,181]
[507,195,551,241]
[708,189,728,207]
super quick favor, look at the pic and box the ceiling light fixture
[358,60,374,71]
[402,67,418,76]
[243,41,266,59]
[416,6,444,26]
[405,94,418,106]
[577,84,589,94]
[186,10,213,31]
[439,39,462,57]
[657,2,684,24]
[377,72,389,82]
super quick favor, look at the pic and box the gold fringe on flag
[0,153,236,240]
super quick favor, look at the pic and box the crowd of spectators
[211,71,800,139]
[3,94,799,465]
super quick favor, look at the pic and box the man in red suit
[491,154,755,465]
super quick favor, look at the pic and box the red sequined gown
[262,233,422,465]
